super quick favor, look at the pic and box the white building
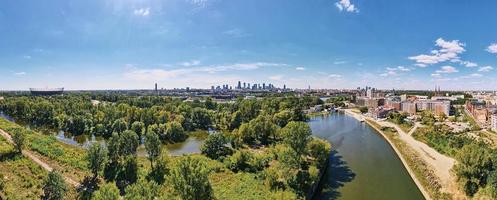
[491,114,497,132]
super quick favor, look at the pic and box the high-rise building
[154,83,158,92]
[237,81,241,89]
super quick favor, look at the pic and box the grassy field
[0,134,78,199]
[0,118,307,199]
[0,118,90,182]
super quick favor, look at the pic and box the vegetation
[87,143,108,180]
[201,133,232,160]
[170,156,214,200]
[93,182,120,200]
[12,129,25,153]
[42,170,67,200]
[413,125,474,157]
[0,94,329,199]
[453,144,494,197]
[359,106,368,113]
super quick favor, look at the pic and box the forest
[0,94,330,199]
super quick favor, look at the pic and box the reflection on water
[1,111,208,154]
[55,131,104,149]
[0,112,15,122]
[138,131,208,156]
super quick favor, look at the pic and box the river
[311,112,424,200]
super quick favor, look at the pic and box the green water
[311,112,424,200]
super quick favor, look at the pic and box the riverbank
[343,109,433,200]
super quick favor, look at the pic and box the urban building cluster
[355,86,454,119]
[464,91,497,131]
[211,81,286,92]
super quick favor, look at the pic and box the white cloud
[396,66,411,71]
[478,66,493,72]
[14,72,26,76]
[124,62,287,80]
[381,66,411,77]
[328,74,343,78]
[333,60,347,65]
[269,75,283,81]
[487,43,497,54]
[436,66,458,74]
[295,67,305,71]
[133,8,150,16]
[461,61,478,67]
[223,28,251,38]
[335,0,358,13]
[431,73,441,78]
[23,55,31,59]
[461,73,483,78]
[414,63,427,68]
[380,70,397,77]
[409,38,465,65]
[180,60,201,67]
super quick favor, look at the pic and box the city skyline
[2,0,497,90]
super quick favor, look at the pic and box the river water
[311,112,424,200]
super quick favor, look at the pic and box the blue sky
[1,0,497,90]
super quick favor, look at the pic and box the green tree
[454,144,493,196]
[130,121,145,139]
[124,180,160,200]
[87,143,108,180]
[120,130,139,156]
[166,121,186,142]
[42,170,67,200]
[307,138,332,167]
[12,130,25,153]
[171,156,213,200]
[250,114,279,145]
[201,133,231,160]
[225,150,254,172]
[112,118,127,133]
[488,170,497,198]
[279,121,312,155]
[148,151,169,184]
[93,182,120,200]
[144,130,161,169]
[107,132,121,164]
[359,106,368,114]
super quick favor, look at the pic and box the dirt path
[0,129,80,187]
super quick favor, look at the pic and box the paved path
[408,122,423,135]
[0,129,80,187]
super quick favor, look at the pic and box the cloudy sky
[1,0,497,90]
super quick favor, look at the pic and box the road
[0,128,80,187]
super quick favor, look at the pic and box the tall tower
[155,83,158,92]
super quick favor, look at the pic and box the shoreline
[342,109,432,200]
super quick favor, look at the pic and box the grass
[0,135,78,199]
[0,118,90,181]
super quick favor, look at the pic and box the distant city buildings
[210,81,287,92]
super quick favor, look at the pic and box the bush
[93,182,120,200]
[225,150,254,173]
[42,170,67,200]
[170,156,213,200]
[306,138,331,167]
[201,133,232,160]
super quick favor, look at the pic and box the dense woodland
[0,94,330,199]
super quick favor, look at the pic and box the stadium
[29,88,64,96]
